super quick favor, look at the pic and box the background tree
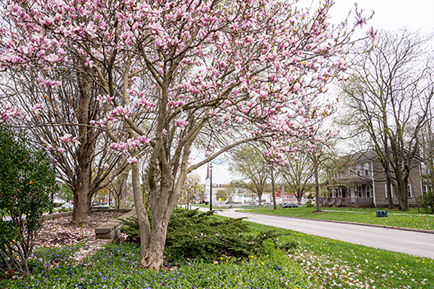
[225,181,240,203]
[280,150,315,205]
[339,29,434,210]
[109,164,131,209]
[58,183,73,203]
[179,173,203,206]
[229,145,270,205]
[0,64,124,225]
[0,125,57,276]
[215,189,228,202]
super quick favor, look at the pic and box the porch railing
[320,197,373,206]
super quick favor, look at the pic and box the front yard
[241,206,434,231]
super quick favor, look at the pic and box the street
[193,206,434,259]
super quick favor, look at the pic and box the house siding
[374,159,423,207]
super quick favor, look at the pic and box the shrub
[120,208,294,263]
[416,190,434,214]
[305,200,314,207]
[0,125,58,277]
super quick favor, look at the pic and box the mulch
[34,211,123,249]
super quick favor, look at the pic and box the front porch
[322,179,374,208]
[320,196,374,208]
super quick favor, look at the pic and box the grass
[241,206,434,231]
[246,221,434,288]
[193,204,229,209]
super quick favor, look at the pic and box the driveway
[192,206,434,259]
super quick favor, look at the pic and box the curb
[237,211,434,235]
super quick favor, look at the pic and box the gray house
[322,151,423,208]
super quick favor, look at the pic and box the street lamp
[209,163,213,212]
[49,191,54,214]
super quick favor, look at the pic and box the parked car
[60,202,74,211]
[282,203,300,208]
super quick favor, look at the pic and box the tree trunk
[71,162,91,225]
[384,141,394,209]
[131,151,151,257]
[258,191,263,205]
[70,68,97,225]
[271,175,277,209]
[314,156,321,212]
[71,188,90,225]
[394,180,408,211]
[386,176,394,209]
[296,191,302,205]
[138,217,169,270]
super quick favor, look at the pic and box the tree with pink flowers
[0,0,373,270]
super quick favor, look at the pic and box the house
[421,167,433,194]
[322,151,423,208]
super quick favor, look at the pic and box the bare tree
[0,65,124,225]
[109,164,131,209]
[339,28,434,210]
[280,150,314,205]
[229,145,269,205]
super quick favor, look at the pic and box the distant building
[323,150,423,208]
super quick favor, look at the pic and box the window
[423,185,427,195]
[364,163,370,176]
[356,164,361,176]
[358,186,362,197]
[408,185,412,198]
[385,184,393,198]
[366,186,371,198]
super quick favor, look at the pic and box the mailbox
[376,210,388,217]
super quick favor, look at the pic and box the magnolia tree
[1,0,372,270]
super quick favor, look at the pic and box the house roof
[352,150,378,162]
[341,148,422,164]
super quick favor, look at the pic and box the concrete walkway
[192,206,434,259]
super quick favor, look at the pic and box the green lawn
[241,206,434,231]
[192,204,229,209]
[246,220,434,288]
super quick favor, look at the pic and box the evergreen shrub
[120,208,296,263]
[0,125,57,277]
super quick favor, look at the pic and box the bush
[305,200,314,207]
[416,190,434,214]
[0,125,58,277]
[120,208,294,263]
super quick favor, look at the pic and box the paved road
[193,206,434,259]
